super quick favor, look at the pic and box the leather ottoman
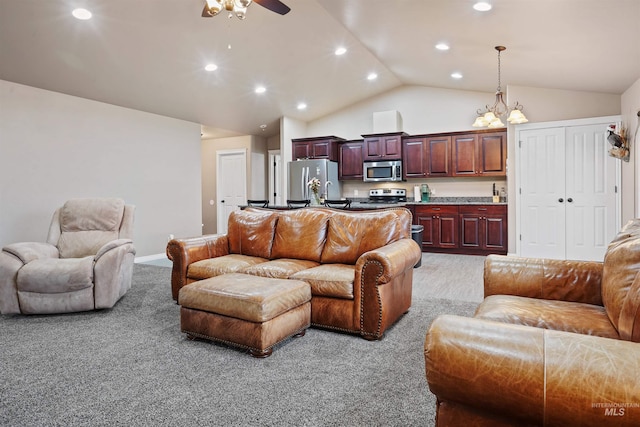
[178,273,311,357]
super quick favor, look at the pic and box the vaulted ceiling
[1,0,638,138]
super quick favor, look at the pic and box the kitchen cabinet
[291,136,344,161]
[361,132,406,161]
[338,140,364,180]
[409,203,507,255]
[451,131,506,177]
[459,205,507,254]
[414,205,459,250]
[402,136,450,179]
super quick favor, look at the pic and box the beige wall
[621,77,640,218]
[0,80,202,257]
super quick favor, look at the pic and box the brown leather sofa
[424,219,640,426]
[167,207,421,339]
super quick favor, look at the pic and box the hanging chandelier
[204,0,253,20]
[472,46,528,128]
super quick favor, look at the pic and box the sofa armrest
[166,234,229,300]
[357,238,422,283]
[356,238,421,339]
[425,315,640,426]
[2,242,59,264]
[484,254,603,305]
[95,239,134,261]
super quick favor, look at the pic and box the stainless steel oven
[363,160,403,182]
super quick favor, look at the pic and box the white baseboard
[135,253,167,263]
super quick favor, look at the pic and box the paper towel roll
[414,186,421,202]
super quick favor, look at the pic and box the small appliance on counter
[367,188,407,204]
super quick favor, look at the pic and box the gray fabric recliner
[0,198,136,314]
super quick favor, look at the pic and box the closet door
[565,124,618,261]
[518,120,619,261]
[519,127,566,259]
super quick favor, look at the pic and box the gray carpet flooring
[0,256,482,426]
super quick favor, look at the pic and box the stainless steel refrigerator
[288,159,341,200]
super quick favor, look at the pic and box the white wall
[621,77,640,217]
[0,80,202,258]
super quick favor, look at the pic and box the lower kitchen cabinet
[459,205,507,254]
[411,204,507,255]
[415,205,459,250]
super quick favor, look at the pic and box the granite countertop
[350,197,507,207]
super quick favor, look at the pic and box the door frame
[216,148,247,234]
[268,149,282,206]
[514,115,622,257]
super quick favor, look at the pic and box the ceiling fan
[202,0,290,20]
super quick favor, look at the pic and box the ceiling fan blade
[254,0,291,15]
[201,4,213,17]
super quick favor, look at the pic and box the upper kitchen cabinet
[402,136,451,179]
[338,140,364,180]
[291,136,345,161]
[361,132,407,161]
[451,130,506,177]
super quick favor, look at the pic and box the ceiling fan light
[234,6,247,19]
[205,0,223,14]
[236,0,252,7]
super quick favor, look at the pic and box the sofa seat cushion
[188,254,268,280]
[475,295,620,339]
[17,257,94,293]
[179,273,311,322]
[241,258,320,279]
[290,264,355,299]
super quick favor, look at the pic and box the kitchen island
[241,197,507,256]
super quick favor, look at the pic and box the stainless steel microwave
[363,160,403,182]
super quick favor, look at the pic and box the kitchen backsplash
[341,178,508,199]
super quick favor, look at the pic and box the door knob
[558,198,564,203]
[221,200,225,203]
[567,198,573,203]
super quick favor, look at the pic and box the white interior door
[517,118,620,261]
[519,127,566,259]
[216,150,246,234]
[565,124,619,261]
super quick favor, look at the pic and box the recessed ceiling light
[334,47,347,56]
[473,2,492,12]
[435,43,450,51]
[297,102,307,110]
[72,8,92,20]
[451,72,463,79]
[367,72,378,81]
[255,86,266,94]
[205,63,218,71]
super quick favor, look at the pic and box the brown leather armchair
[424,219,640,426]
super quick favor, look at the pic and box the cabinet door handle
[478,208,487,211]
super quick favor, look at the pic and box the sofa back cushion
[320,209,406,265]
[601,219,640,340]
[270,209,331,262]
[227,209,278,259]
[56,198,125,258]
